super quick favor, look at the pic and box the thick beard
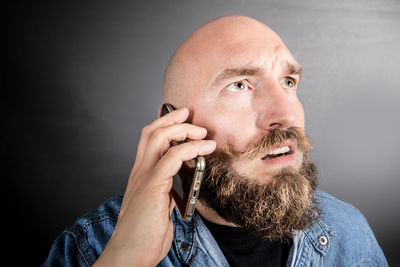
[198,127,320,241]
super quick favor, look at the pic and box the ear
[157,104,163,118]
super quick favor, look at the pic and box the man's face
[164,16,319,238]
[190,36,305,182]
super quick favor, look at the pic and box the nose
[255,81,297,130]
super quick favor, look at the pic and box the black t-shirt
[200,215,292,267]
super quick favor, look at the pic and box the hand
[94,107,216,267]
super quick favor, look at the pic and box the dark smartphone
[160,103,206,221]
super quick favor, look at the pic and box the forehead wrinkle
[207,46,278,87]
[271,46,302,75]
[236,44,297,76]
[213,67,262,85]
[194,39,297,92]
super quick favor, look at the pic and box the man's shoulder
[314,189,372,236]
[72,195,123,230]
[314,189,370,227]
[314,189,364,218]
[42,196,123,266]
[311,189,387,266]
[64,195,123,247]
[66,195,123,246]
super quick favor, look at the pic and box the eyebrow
[212,60,303,86]
[283,60,303,77]
[213,67,262,85]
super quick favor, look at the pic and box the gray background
[8,0,399,265]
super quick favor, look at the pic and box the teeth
[268,146,290,155]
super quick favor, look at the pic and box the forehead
[203,38,296,83]
[225,38,292,67]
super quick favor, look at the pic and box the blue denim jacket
[42,189,388,266]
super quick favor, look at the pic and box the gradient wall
[8,0,400,265]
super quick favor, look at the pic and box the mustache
[220,126,312,160]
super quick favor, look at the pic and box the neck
[196,200,237,227]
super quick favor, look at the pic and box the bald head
[162,15,290,108]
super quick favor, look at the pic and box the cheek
[191,100,258,151]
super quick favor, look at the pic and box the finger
[139,123,209,171]
[133,108,189,169]
[153,107,189,129]
[152,140,216,183]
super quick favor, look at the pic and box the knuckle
[151,127,164,140]
[141,125,151,136]
[166,146,179,156]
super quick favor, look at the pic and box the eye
[226,80,249,92]
[280,77,296,89]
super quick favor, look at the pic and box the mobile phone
[160,103,206,221]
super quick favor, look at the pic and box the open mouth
[261,146,294,160]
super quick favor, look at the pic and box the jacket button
[318,235,328,246]
[180,242,189,251]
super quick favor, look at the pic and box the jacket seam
[77,213,118,232]
[62,230,90,267]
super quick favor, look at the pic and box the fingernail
[205,140,216,146]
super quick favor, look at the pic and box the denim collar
[172,192,336,264]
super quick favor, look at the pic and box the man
[43,15,387,266]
